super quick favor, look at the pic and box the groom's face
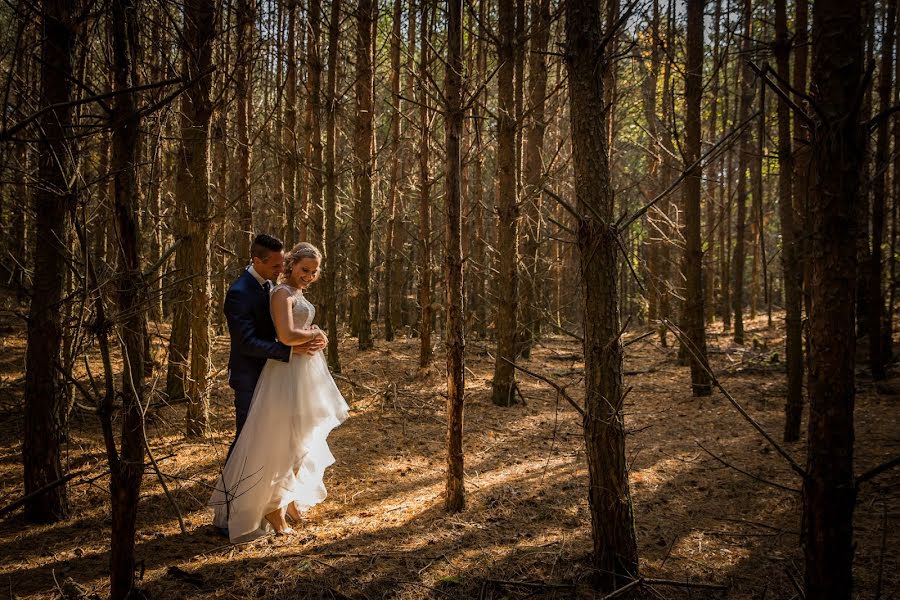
[253,250,285,282]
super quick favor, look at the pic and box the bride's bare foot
[264,508,294,535]
[285,502,303,523]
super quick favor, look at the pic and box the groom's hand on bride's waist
[292,336,327,355]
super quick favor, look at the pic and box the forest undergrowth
[0,308,896,599]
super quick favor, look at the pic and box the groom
[224,233,325,441]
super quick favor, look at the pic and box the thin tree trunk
[353,0,375,349]
[108,0,147,594]
[491,0,519,405]
[178,0,215,437]
[705,0,722,324]
[324,0,342,372]
[445,0,465,513]
[470,0,487,338]
[235,0,255,260]
[682,0,711,396]
[774,0,804,442]
[283,0,298,247]
[803,0,864,596]
[868,0,896,380]
[383,0,403,342]
[23,0,75,524]
[856,0,875,338]
[307,0,324,247]
[731,0,752,345]
[565,0,639,587]
[417,0,433,368]
[519,0,551,358]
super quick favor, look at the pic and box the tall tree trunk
[856,0,875,338]
[469,0,487,339]
[890,16,900,343]
[682,0,711,396]
[445,0,465,513]
[108,0,147,594]
[731,0,752,345]
[165,205,190,402]
[803,0,864,596]
[353,0,375,349]
[417,0,433,368]
[519,0,551,358]
[283,0,298,247]
[705,0,722,324]
[491,0,519,405]
[868,0,896,380]
[308,0,325,246]
[235,0,255,260]
[323,0,342,372]
[23,0,76,524]
[775,0,804,442]
[383,0,403,342]
[565,0,639,588]
[178,0,215,437]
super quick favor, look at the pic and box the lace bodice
[272,283,316,329]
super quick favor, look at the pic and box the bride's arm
[271,288,323,346]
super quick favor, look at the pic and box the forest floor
[0,303,897,599]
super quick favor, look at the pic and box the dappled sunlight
[0,315,896,598]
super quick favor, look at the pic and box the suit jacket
[224,269,291,392]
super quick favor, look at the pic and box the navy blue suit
[224,269,291,437]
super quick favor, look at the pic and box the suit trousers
[228,389,255,459]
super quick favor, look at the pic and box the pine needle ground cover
[0,313,896,599]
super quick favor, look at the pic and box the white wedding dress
[209,284,349,543]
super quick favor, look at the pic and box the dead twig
[498,356,585,418]
[696,441,800,494]
[663,319,807,480]
[856,455,900,487]
[0,469,88,518]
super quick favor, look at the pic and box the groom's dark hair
[251,233,284,261]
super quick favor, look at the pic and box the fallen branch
[856,455,900,487]
[663,319,807,480]
[498,356,585,418]
[0,469,88,518]
[696,441,800,494]
[643,577,727,591]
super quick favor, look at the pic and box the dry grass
[0,309,897,599]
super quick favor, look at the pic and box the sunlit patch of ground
[0,309,896,599]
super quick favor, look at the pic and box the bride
[209,242,348,541]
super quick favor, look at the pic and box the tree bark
[417,0,433,368]
[283,0,299,248]
[565,0,639,588]
[383,0,404,343]
[323,0,342,372]
[491,0,519,405]
[178,0,215,437]
[353,0,375,349]
[307,0,325,247]
[803,0,864,596]
[23,0,77,524]
[445,0,465,513]
[108,0,148,594]
[774,0,804,442]
[519,0,551,358]
[868,0,896,380]
[731,0,752,345]
[235,0,255,260]
[682,0,711,396]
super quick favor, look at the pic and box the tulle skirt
[209,351,348,543]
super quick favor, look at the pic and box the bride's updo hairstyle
[281,242,323,284]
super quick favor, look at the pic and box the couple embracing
[208,234,349,542]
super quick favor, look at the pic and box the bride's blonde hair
[281,242,323,285]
